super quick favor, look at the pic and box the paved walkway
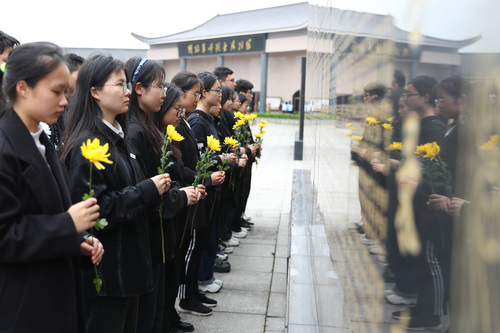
[178,121,303,332]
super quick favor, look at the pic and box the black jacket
[65,125,159,298]
[127,121,187,263]
[0,109,84,332]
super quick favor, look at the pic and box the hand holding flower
[68,198,100,233]
[151,173,170,195]
[80,236,105,266]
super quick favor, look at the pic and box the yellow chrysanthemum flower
[415,144,427,157]
[234,111,244,120]
[382,123,393,131]
[250,113,257,120]
[366,117,379,125]
[350,127,355,130]
[232,119,246,129]
[346,132,352,136]
[81,138,113,170]
[480,134,500,151]
[387,116,394,124]
[206,135,221,152]
[388,142,403,150]
[346,123,352,127]
[261,119,268,125]
[258,124,266,128]
[261,130,266,134]
[352,136,363,141]
[254,133,262,138]
[166,125,184,142]
[223,136,238,146]
[244,114,253,122]
[423,142,440,159]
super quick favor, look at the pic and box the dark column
[294,56,306,161]
[217,55,224,67]
[259,52,268,113]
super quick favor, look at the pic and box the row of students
[352,74,480,331]
[0,42,262,332]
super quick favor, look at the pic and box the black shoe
[197,293,217,307]
[241,220,254,229]
[245,220,254,226]
[178,299,212,316]
[405,314,441,331]
[214,258,231,273]
[172,320,194,332]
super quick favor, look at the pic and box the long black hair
[60,54,127,162]
[221,85,233,107]
[125,57,165,154]
[151,82,183,161]
[1,42,65,117]
[171,71,203,92]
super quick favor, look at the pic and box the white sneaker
[384,289,395,297]
[223,238,239,247]
[368,245,384,255]
[359,234,376,245]
[223,245,234,254]
[385,293,417,305]
[213,279,223,287]
[242,212,252,221]
[216,252,228,261]
[199,282,222,293]
[232,230,247,238]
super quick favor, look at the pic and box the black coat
[0,109,84,332]
[127,121,187,263]
[65,126,160,299]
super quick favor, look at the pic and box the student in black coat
[399,76,447,330]
[0,42,103,333]
[61,54,170,333]
[124,61,199,332]
[172,71,227,315]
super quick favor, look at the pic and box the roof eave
[132,23,308,46]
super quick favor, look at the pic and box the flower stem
[159,194,165,263]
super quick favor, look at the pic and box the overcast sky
[2,0,497,52]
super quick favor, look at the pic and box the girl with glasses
[124,59,198,333]
[0,41,104,333]
[61,54,170,333]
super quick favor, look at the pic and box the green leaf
[93,278,103,294]
[158,167,164,174]
[95,218,108,230]
[166,162,174,169]
[82,190,94,201]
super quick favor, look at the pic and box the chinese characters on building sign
[179,35,265,57]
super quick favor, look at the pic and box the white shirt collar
[102,119,124,139]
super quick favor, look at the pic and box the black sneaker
[171,320,194,332]
[197,293,217,307]
[214,258,231,273]
[404,315,441,331]
[178,299,213,316]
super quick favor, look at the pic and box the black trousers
[84,296,140,333]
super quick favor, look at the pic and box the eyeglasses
[99,82,132,94]
[151,85,168,96]
[435,97,452,106]
[187,91,201,100]
[402,92,421,98]
[174,107,186,118]
[207,89,222,94]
